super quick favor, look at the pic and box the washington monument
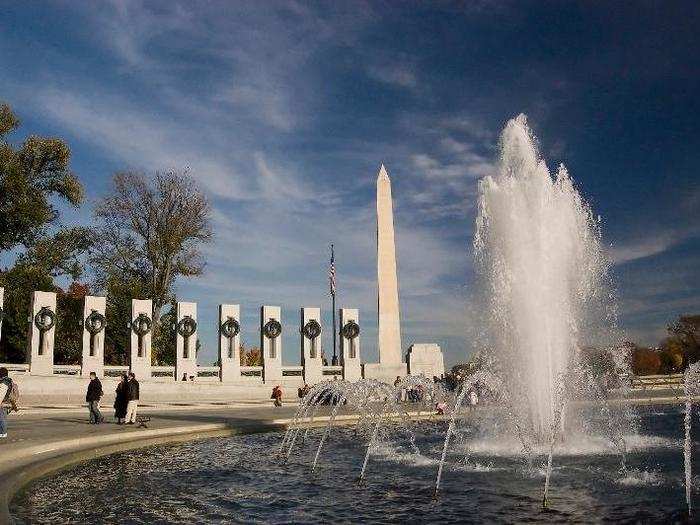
[376,164,403,365]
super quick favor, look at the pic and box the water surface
[12,405,694,524]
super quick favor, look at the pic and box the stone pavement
[0,402,298,451]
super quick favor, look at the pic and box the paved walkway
[1,402,297,450]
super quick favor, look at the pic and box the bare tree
[91,170,212,362]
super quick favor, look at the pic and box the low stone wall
[11,374,305,405]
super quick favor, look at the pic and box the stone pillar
[28,291,57,376]
[81,295,107,378]
[175,301,198,381]
[407,343,445,378]
[261,305,282,383]
[219,304,241,382]
[300,307,322,385]
[0,287,4,343]
[339,308,361,382]
[129,299,152,379]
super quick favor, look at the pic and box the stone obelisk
[365,163,445,382]
[376,164,403,365]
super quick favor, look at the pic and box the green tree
[0,265,53,362]
[54,282,90,365]
[91,170,212,364]
[153,301,176,365]
[103,274,148,365]
[0,103,83,252]
[0,102,89,362]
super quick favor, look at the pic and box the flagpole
[331,244,338,365]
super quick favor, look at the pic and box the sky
[1,1,699,368]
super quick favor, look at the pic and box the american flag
[328,244,336,296]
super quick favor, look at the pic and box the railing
[241,366,263,378]
[282,365,303,377]
[197,366,220,380]
[0,363,29,374]
[631,374,684,391]
[152,365,175,379]
[53,364,81,376]
[0,362,349,381]
[104,365,130,377]
[322,365,343,376]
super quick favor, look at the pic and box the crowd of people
[0,367,144,440]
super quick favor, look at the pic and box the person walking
[86,372,104,424]
[271,385,283,407]
[0,367,16,438]
[394,376,403,403]
[125,372,140,424]
[114,374,129,424]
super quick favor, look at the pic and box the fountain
[474,113,623,444]
[683,361,700,515]
[281,114,636,508]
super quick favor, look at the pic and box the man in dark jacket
[125,372,140,424]
[86,372,104,424]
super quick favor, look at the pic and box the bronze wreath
[221,317,240,338]
[85,310,106,335]
[34,306,56,332]
[177,315,198,338]
[132,313,152,336]
[263,319,282,339]
[340,320,360,340]
[302,319,322,340]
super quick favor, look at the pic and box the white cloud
[608,226,700,265]
[608,236,677,265]
[33,88,259,201]
[366,62,418,89]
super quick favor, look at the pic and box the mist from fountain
[474,113,620,443]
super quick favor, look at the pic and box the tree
[103,274,148,366]
[0,102,89,362]
[659,336,685,372]
[91,170,212,364]
[54,282,90,365]
[667,315,700,365]
[152,302,176,365]
[240,345,262,366]
[0,265,53,362]
[631,346,661,376]
[0,103,83,252]
[579,346,617,378]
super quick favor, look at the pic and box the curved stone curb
[0,422,278,524]
[0,409,446,523]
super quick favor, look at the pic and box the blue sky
[1,1,698,367]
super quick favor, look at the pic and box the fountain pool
[10,405,692,524]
